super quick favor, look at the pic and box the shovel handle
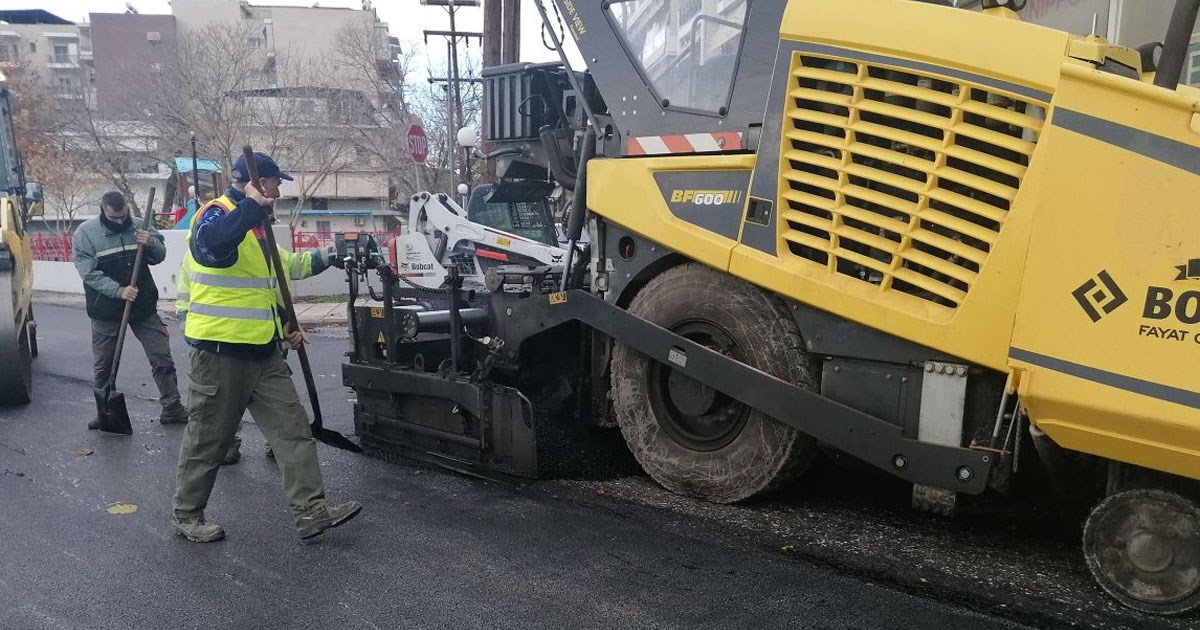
[107,187,156,388]
[241,146,325,428]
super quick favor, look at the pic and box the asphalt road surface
[0,304,1193,630]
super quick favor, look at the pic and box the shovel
[93,187,155,435]
[242,146,362,454]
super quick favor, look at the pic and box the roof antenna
[1091,12,1099,36]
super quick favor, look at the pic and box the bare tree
[141,21,269,178]
[407,52,484,195]
[24,142,92,233]
[331,21,484,200]
[56,100,161,218]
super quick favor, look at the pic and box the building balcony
[47,54,80,68]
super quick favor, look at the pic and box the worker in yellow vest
[171,151,361,543]
[175,239,335,464]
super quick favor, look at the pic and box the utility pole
[483,0,502,69]
[501,0,520,64]
[423,0,481,195]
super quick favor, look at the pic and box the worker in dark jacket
[72,191,187,429]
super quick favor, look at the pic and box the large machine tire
[610,263,818,504]
[1083,488,1200,615]
[0,315,33,406]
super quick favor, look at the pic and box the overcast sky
[15,0,583,75]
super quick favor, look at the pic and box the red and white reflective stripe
[626,131,744,156]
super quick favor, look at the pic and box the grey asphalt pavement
[0,304,1184,630]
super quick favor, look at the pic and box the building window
[0,42,18,63]
[55,76,77,93]
[247,37,262,48]
[311,198,329,211]
[29,41,36,53]
[316,220,331,234]
[52,43,71,63]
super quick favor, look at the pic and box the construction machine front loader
[0,77,41,405]
[344,0,1200,614]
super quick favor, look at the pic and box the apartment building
[169,0,404,232]
[0,9,91,102]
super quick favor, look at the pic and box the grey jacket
[72,215,166,320]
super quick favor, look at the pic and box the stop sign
[407,124,428,164]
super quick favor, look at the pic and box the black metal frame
[340,224,995,492]
[486,279,994,494]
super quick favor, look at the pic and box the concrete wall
[33,225,347,298]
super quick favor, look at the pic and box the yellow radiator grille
[781,53,1047,311]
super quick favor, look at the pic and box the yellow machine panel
[583,0,1200,480]
[1010,63,1200,480]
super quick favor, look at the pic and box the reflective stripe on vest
[189,272,277,290]
[183,195,281,345]
[189,303,276,320]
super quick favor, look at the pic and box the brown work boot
[296,500,363,540]
[173,515,225,543]
[159,406,189,425]
[222,437,242,466]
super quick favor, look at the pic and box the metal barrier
[30,233,74,262]
[291,229,404,251]
[33,229,407,263]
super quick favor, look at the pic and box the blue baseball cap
[231,151,294,183]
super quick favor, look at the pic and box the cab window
[606,0,749,115]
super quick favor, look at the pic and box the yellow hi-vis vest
[183,196,282,345]
[177,243,315,316]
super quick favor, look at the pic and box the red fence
[30,233,74,262]
[31,229,406,262]
[291,229,404,252]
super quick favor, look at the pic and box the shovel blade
[93,387,133,435]
[311,422,363,454]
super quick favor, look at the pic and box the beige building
[0,9,92,102]
[170,0,404,233]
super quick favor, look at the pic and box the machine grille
[782,53,1047,311]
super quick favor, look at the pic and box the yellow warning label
[377,331,386,344]
[370,307,385,319]
[496,236,512,247]
[548,292,567,305]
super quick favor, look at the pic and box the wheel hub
[1127,530,1176,574]
[667,371,717,417]
[1083,488,1200,614]
[646,320,749,452]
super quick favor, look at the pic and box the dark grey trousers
[91,313,184,414]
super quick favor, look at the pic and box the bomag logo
[669,189,742,206]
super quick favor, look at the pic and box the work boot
[296,500,363,540]
[159,405,189,425]
[88,417,100,430]
[173,515,225,543]
[222,437,242,466]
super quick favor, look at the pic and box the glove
[324,245,345,269]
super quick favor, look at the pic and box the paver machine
[0,73,42,405]
[341,0,1200,614]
